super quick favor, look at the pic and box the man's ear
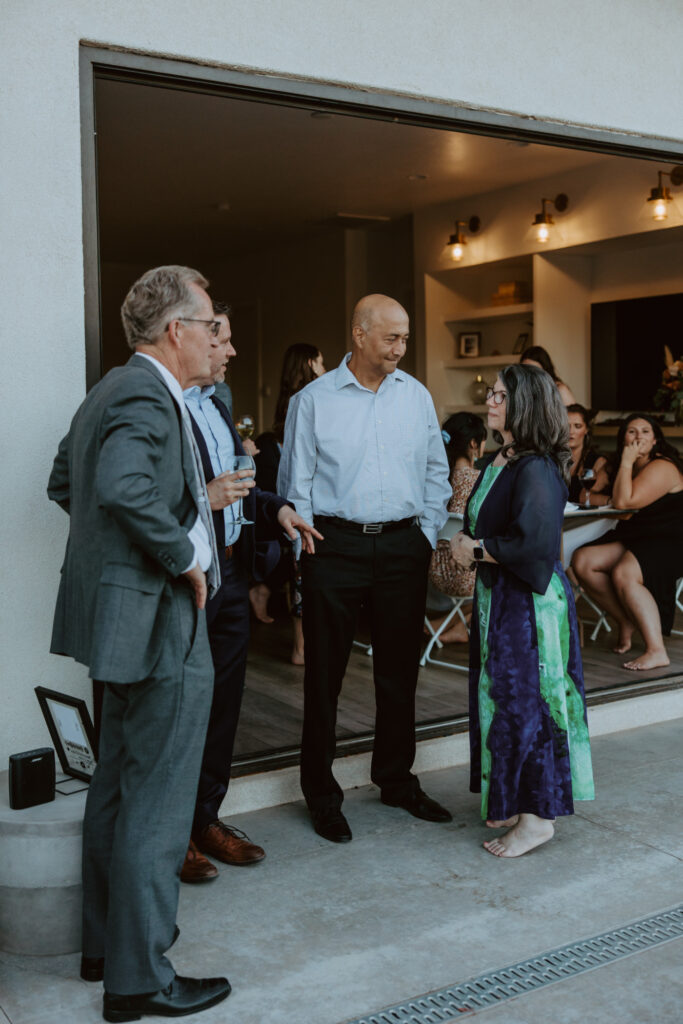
[352,325,364,349]
[166,320,183,349]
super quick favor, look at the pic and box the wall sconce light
[531,193,569,243]
[446,215,481,261]
[647,166,683,221]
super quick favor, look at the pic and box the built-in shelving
[426,255,535,420]
[444,353,516,370]
[444,301,533,325]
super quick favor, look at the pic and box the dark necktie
[180,403,221,598]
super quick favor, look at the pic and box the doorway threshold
[232,673,683,780]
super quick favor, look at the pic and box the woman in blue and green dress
[450,364,594,857]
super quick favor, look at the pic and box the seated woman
[520,345,576,405]
[566,404,610,506]
[427,412,487,642]
[251,343,325,663]
[572,413,683,671]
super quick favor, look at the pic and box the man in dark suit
[180,302,320,882]
[48,266,232,1020]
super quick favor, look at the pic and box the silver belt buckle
[362,522,383,535]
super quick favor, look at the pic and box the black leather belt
[314,515,418,535]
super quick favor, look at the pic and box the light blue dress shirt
[277,354,451,547]
[183,385,241,546]
[136,353,211,572]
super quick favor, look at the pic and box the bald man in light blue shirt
[278,294,452,843]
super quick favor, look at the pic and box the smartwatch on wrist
[473,539,485,561]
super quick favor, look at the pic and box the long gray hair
[498,363,571,483]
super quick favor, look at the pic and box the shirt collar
[334,351,407,392]
[183,384,216,403]
[136,352,184,408]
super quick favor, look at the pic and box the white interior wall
[2,0,683,760]
[533,254,593,401]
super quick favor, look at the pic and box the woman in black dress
[572,413,683,671]
[566,404,610,506]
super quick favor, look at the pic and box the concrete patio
[1,717,681,1024]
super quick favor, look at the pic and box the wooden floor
[234,604,683,761]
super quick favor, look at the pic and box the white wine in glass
[232,455,255,525]
[235,413,255,441]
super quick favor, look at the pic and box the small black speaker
[9,747,56,809]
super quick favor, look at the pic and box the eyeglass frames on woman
[167,318,222,338]
[486,387,507,405]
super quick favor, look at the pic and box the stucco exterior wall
[1,0,682,760]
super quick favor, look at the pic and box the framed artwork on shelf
[458,332,481,358]
[34,686,98,781]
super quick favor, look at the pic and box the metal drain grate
[344,905,683,1023]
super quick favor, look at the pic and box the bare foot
[483,814,554,858]
[613,623,633,654]
[249,584,274,624]
[291,648,305,666]
[623,648,670,671]
[486,815,519,829]
[439,623,469,644]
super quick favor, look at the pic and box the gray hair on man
[121,265,209,350]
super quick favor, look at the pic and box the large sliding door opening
[90,64,683,771]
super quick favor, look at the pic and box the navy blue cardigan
[464,452,568,595]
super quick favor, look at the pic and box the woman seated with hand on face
[572,413,683,671]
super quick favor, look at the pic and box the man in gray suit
[48,266,232,1021]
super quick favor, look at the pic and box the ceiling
[96,77,624,264]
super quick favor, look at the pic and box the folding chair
[670,578,683,637]
[420,593,472,671]
[571,580,612,642]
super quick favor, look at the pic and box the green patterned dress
[468,461,594,821]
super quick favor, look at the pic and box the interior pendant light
[531,193,569,244]
[647,166,683,221]
[446,216,481,262]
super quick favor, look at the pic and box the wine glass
[232,454,255,525]
[235,413,255,441]
[579,468,595,508]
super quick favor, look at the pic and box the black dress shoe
[311,807,352,843]
[381,788,452,823]
[103,974,231,1021]
[81,927,181,983]
[81,955,105,982]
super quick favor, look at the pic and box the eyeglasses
[168,318,222,338]
[485,388,507,405]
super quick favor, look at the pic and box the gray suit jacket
[48,354,201,683]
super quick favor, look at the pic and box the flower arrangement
[653,345,683,424]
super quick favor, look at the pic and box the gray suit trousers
[81,582,213,994]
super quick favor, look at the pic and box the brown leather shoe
[196,821,266,866]
[180,839,219,883]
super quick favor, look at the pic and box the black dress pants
[300,519,432,812]
[192,556,250,833]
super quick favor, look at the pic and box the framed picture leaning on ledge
[458,331,481,358]
[35,686,98,781]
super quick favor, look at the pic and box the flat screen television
[591,291,683,411]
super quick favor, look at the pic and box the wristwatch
[473,539,485,561]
